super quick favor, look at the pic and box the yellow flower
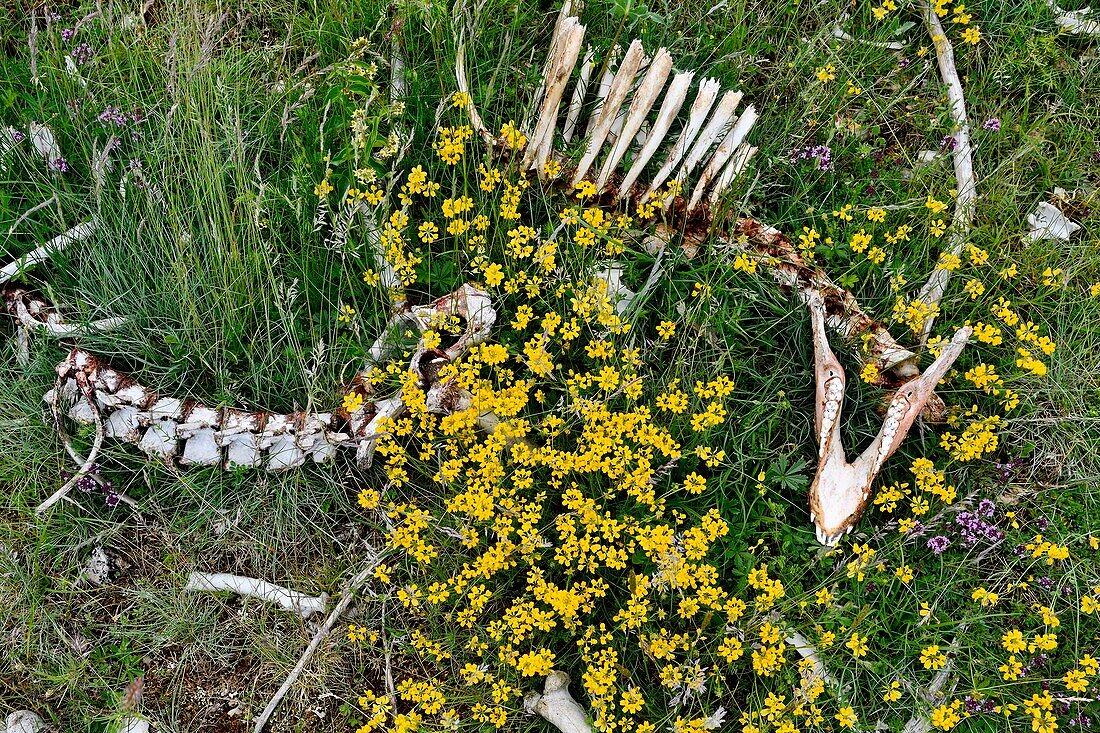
[499,120,527,150]
[544,160,562,178]
[657,320,676,339]
[920,645,948,670]
[683,472,707,494]
[816,64,836,83]
[315,178,334,197]
[860,363,880,384]
[962,26,981,44]
[895,565,914,583]
[451,91,471,108]
[835,707,857,729]
[337,304,356,324]
[999,655,1023,680]
[846,633,869,658]
[883,680,902,702]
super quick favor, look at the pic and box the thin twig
[915,3,977,343]
[253,549,387,733]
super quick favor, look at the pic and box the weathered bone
[617,70,694,197]
[595,48,672,190]
[524,672,592,733]
[1050,0,1100,34]
[185,572,328,619]
[687,105,757,209]
[562,46,595,143]
[806,291,972,545]
[673,89,743,188]
[913,4,976,343]
[524,17,586,175]
[571,39,646,185]
[708,143,757,204]
[1,221,98,285]
[643,78,721,197]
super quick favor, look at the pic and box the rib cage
[515,13,759,208]
[3,3,968,543]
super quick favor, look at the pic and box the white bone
[524,672,592,733]
[687,104,757,209]
[644,78,722,197]
[138,419,179,459]
[1050,0,1100,34]
[594,264,634,315]
[595,48,672,190]
[455,41,495,146]
[1,221,98,285]
[708,143,758,204]
[572,40,645,185]
[617,71,693,197]
[28,122,60,164]
[583,46,620,139]
[185,572,327,619]
[105,405,141,442]
[674,89,743,187]
[525,17,586,174]
[562,46,595,143]
[1025,200,1080,242]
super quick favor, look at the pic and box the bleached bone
[185,572,328,619]
[4,286,125,341]
[561,46,595,143]
[708,143,758,204]
[28,122,60,165]
[1050,0,1100,34]
[595,48,672,190]
[806,290,972,545]
[594,264,635,315]
[673,89,743,188]
[3,711,46,733]
[524,17,586,175]
[583,45,620,139]
[688,105,757,210]
[1,221,98,284]
[913,5,976,343]
[617,71,693,197]
[1025,200,1080,242]
[643,78,721,197]
[524,672,592,733]
[455,39,496,146]
[571,40,645,185]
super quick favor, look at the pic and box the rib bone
[185,572,328,619]
[571,39,646,185]
[643,77,721,197]
[595,48,672,190]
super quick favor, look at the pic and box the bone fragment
[1,221,98,285]
[525,17,586,174]
[572,40,646,185]
[644,78,722,197]
[617,71,694,197]
[185,572,328,619]
[688,104,757,209]
[524,672,592,733]
[595,48,672,190]
[562,47,595,143]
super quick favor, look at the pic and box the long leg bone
[913,3,976,343]
[806,291,972,545]
[185,572,328,619]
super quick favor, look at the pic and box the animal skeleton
[2,5,972,546]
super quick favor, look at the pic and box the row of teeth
[875,394,910,469]
[818,376,844,457]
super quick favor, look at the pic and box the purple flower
[928,535,950,554]
[12,130,26,143]
[98,106,128,127]
[48,157,70,173]
[61,28,75,42]
[66,98,82,116]
[70,42,94,65]
[940,135,958,151]
[790,144,834,171]
[983,118,1001,130]
[978,498,996,517]
[898,58,911,69]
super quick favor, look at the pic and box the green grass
[2,0,1099,731]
